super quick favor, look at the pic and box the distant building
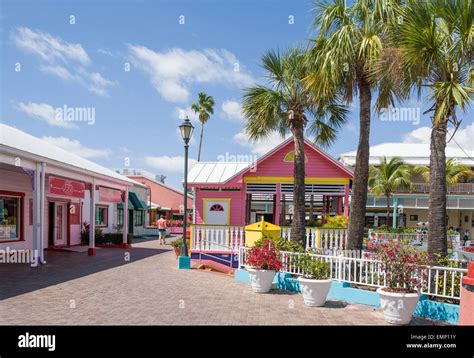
[339,142,474,237]
[114,169,192,223]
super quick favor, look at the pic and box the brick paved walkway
[0,239,439,325]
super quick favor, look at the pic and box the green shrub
[297,254,330,280]
[322,215,348,228]
[254,234,305,252]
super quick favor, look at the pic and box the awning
[117,192,145,210]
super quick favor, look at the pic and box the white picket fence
[280,227,348,250]
[191,225,245,252]
[368,232,462,248]
[237,247,467,301]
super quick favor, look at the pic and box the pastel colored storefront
[0,124,146,263]
[186,137,353,270]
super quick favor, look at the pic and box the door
[204,200,229,225]
[53,203,67,246]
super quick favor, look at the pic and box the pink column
[343,184,350,217]
[274,184,281,225]
[459,262,474,325]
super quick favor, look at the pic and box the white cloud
[233,130,289,156]
[41,136,111,159]
[13,27,90,65]
[145,155,197,174]
[174,106,200,124]
[15,101,76,128]
[402,123,474,150]
[128,45,254,103]
[12,27,115,97]
[221,100,244,122]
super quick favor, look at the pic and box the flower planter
[297,277,332,307]
[248,268,276,293]
[377,287,420,325]
[173,247,180,259]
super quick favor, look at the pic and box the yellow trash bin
[245,217,281,247]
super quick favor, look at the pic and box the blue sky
[1,0,473,190]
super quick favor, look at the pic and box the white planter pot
[297,277,332,307]
[248,269,276,293]
[377,287,420,325]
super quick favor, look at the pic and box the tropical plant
[322,215,349,228]
[306,0,402,250]
[245,240,283,271]
[385,0,473,260]
[297,254,330,280]
[191,92,215,162]
[242,47,347,243]
[368,156,413,226]
[368,238,429,293]
[254,235,305,253]
[414,158,474,186]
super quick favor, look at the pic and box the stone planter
[377,287,420,325]
[297,277,332,307]
[248,268,276,293]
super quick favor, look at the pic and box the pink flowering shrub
[367,238,429,293]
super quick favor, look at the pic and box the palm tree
[368,156,412,227]
[388,0,473,259]
[191,92,215,162]
[305,0,401,250]
[414,158,474,187]
[242,48,347,243]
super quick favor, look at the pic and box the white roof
[187,162,251,184]
[0,124,139,185]
[339,142,474,166]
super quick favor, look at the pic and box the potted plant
[245,240,282,293]
[369,238,428,325]
[170,239,182,258]
[296,254,331,306]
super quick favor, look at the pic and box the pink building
[187,137,354,227]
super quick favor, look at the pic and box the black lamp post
[179,116,194,257]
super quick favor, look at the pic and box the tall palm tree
[388,0,473,259]
[414,158,474,187]
[305,0,401,249]
[191,92,215,162]
[242,48,347,243]
[368,156,412,226]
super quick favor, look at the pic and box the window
[117,207,124,226]
[0,195,22,241]
[134,210,144,226]
[209,204,224,212]
[95,206,108,227]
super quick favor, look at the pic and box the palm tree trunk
[291,123,306,243]
[197,123,204,162]
[347,76,371,250]
[428,119,448,260]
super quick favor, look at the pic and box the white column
[89,179,96,255]
[39,162,46,264]
[123,186,129,246]
[31,163,41,267]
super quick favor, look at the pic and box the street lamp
[179,116,194,257]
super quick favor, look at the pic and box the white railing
[191,225,245,252]
[133,227,161,236]
[280,227,348,250]
[238,247,467,301]
[368,232,462,247]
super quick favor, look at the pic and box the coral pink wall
[194,189,245,225]
[244,141,352,179]
[128,176,192,212]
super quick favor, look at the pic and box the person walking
[157,215,167,245]
[463,230,470,247]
